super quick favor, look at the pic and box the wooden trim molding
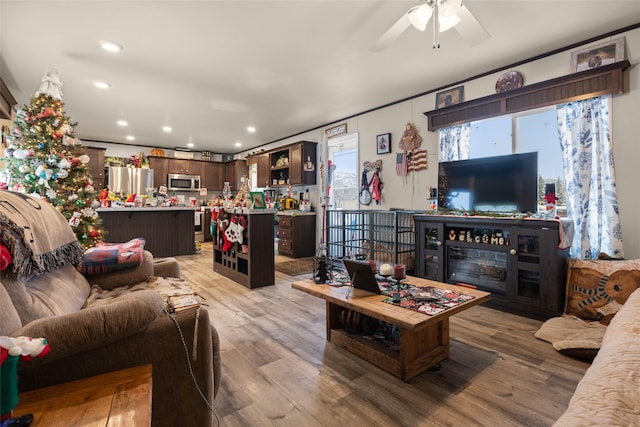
[0,78,18,120]
[424,60,631,131]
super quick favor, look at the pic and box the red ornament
[89,230,100,238]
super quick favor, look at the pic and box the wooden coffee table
[292,277,490,381]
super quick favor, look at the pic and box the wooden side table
[13,364,152,426]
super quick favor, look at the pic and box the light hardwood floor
[176,242,589,427]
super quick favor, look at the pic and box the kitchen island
[97,206,195,257]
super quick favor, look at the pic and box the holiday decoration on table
[0,67,103,248]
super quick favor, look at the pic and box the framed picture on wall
[570,37,625,72]
[435,85,464,109]
[376,133,391,154]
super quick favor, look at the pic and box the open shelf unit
[213,210,274,289]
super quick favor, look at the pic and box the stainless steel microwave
[167,174,201,191]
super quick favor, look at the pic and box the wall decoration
[495,71,524,93]
[325,123,347,138]
[376,133,391,154]
[570,37,625,73]
[435,86,464,109]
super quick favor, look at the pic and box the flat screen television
[438,152,538,213]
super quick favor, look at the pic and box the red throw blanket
[76,238,145,275]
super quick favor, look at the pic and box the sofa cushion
[564,258,640,325]
[2,265,91,324]
[0,281,22,335]
[534,315,606,362]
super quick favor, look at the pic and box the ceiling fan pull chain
[433,0,440,48]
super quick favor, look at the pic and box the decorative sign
[325,123,347,138]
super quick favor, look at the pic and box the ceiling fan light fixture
[408,4,431,31]
[439,14,461,32]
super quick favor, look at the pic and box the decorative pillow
[76,238,146,275]
[564,258,640,325]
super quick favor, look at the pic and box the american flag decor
[396,153,407,176]
[408,149,428,172]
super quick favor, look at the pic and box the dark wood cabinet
[201,161,223,191]
[148,157,169,188]
[277,214,316,258]
[167,159,200,175]
[224,160,248,191]
[213,210,274,288]
[256,154,270,188]
[85,147,106,190]
[414,215,569,320]
[251,141,317,188]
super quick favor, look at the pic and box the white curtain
[556,95,624,259]
[438,124,471,161]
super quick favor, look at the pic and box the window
[468,108,565,213]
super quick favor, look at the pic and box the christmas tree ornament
[75,199,85,207]
[18,165,30,173]
[46,154,58,165]
[68,193,78,202]
[38,142,46,149]
[35,165,53,181]
[24,174,37,183]
[89,229,100,238]
[57,169,68,179]
[84,185,95,194]
[12,149,26,159]
[36,66,63,100]
[58,157,71,169]
[78,154,90,164]
[69,211,82,227]
[46,189,57,199]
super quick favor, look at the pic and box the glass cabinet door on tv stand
[416,220,444,281]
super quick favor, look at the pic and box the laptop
[343,259,382,295]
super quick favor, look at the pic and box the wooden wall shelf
[424,60,630,131]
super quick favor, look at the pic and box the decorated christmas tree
[0,67,103,248]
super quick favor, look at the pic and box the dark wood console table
[414,215,569,319]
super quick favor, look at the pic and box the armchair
[0,191,220,427]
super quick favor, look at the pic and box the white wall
[246,27,640,259]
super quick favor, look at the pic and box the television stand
[414,214,569,320]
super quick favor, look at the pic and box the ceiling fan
[370,0,489,52]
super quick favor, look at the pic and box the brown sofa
[0,191,220,427]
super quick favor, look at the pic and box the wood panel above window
[424,60,630,131]
[1,78,17,120]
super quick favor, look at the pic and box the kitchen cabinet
[149,157,169,188]
[277,213,316,258]
[201,161,223,191]
[85,146,106,190]
[256,153,270,188]
[268,141,316,187]
[251,141,317,188]
[224,160,248,191]
[167,159,200,175]
[414,215,569,320]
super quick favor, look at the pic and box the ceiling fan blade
[369,10,413,52]
[453,3,490,46]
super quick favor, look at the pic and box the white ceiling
[1,1,639,154]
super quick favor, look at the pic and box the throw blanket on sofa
[0,191,84,276]
[76,238,146,275]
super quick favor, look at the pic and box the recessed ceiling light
[187,142,194,148]
[126,135,135,141]
[117,120,128,127]
[162,126,172,132]
[234,142,242,147]
[93,81,111,89]
[246,126,256,133]
[98,40,123,53]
